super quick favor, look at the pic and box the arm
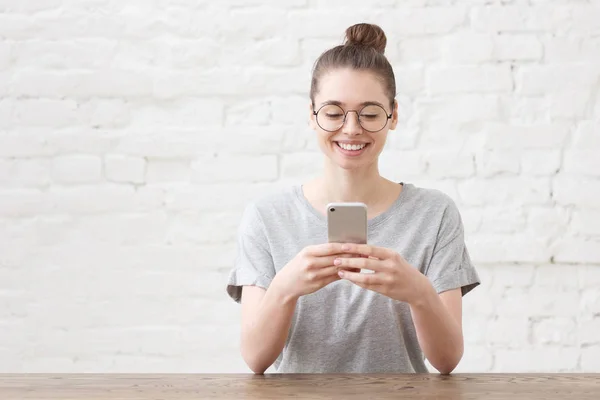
[410,279,463,374]
[240,282,297,374]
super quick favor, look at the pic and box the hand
[271,243,361,301]
[334,243,428,304]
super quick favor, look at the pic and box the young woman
[226,23,480,375]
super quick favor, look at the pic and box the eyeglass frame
[312,103,393,133]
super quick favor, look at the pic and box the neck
[316,158,388,206]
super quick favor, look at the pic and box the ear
[308,102,318,130]
[389,100,399,131]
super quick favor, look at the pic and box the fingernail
[341,244,350,251]
[334,258,341,265]
[338,271,344,278]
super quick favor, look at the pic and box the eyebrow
[320,100,386,108]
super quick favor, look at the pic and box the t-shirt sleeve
[226,203,276,304]
[425,198,480,296]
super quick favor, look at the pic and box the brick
[48,185,162,215]
[225,99,270,127]
[553,238,600,264]
[563,150,600,176]
[553,175,600,208]
[52,155,103,184]
[130,100,224,128]
[13,40,116,69]
[399,37,442,63]
[394,67,425,97]
[379,151,426,182]
[468,234,551,264]
[543,36,600,62]
[492,265,535,289]
[424,150,474,178]
[454,346,493,373]
[165,182,282,212]
[77,213,168,246]
[427,65,512,95]
[470,5,571,33]
[570,210,600,236]
[581,288,600,316]
[578,266,600,290]
[479,207,527,234]
[493,34,543,61]
[516,65,600,95]
[45,130,115,156]
[521,149,561,176]
[146,160,191,183]
[458,177,551,206]
[0,189,52,217]
[104,155,145,184]
[13,99,86,128]
[271,96,310,125]
[532,318,577,346]
[494,347,579,372]
[499,287,579,318]
[581,346,600,372]
[191,155,278,183]
[11,70,153,98]
[579,319,600,346]
[441,33,493,63]
[570,5,600,35]
[484,122,570,150]
[221,38,301,67]
[533,265,578,290]
[550,90,594,119]
[0,0,62,12]
[0,42,11,68]
[166,212,239,244]
[87,100,131,129]
[0,159,52,188]
[573,121,600,149]
[380,7,467,35]
[475,150,520,177]
[487,317,529,348]
[114,38,218,70]
[416,95,500,124]
[527,206,571,242]
[280,152,323,179]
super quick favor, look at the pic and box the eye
[360,114,379,120]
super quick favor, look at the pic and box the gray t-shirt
[226,182,480,373]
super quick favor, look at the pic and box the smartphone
[326,202,367,244]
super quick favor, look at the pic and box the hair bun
[344,23,387,54]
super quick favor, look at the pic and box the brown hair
[310,23,396,109]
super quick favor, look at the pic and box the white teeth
[338,142,366,151]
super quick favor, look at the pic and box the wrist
[408,273,437,309]
[269,275,299,306]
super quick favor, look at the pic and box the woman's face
[310,68,398,171]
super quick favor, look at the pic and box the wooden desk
[0,374,599,399]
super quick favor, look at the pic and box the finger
[334,256,386,272]
[304,243,344,257]
[309,254,363,269]
[340,243,393,260]
[316,265,360,279]
[338,270,382,287]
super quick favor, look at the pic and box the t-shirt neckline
[293,182,411,229]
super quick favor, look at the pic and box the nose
[341,111,362,135]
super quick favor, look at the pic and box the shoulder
[404,183,459,215]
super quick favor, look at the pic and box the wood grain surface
[1,373,599,399]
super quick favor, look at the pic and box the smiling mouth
[335,142,369,151]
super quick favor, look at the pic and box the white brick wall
[0,0,599,374]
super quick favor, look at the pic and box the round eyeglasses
[312,103,392,133]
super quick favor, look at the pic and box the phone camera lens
[330,208,335,212]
